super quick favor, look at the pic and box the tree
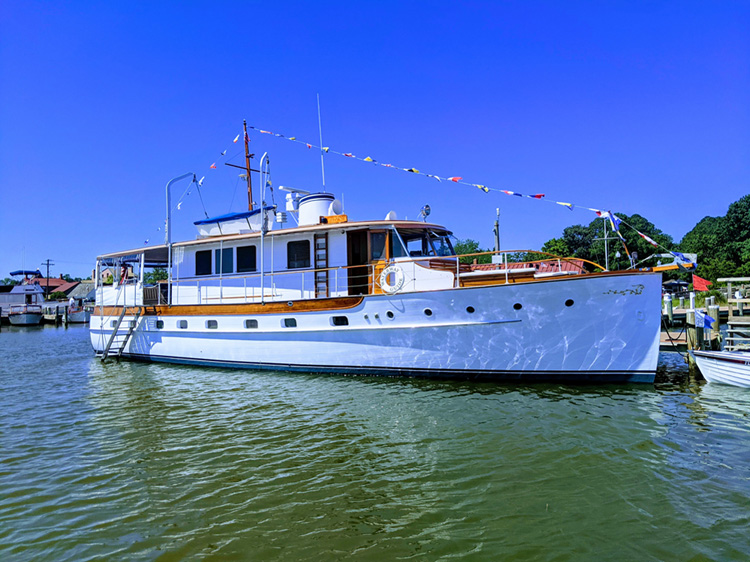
[144,267,169,284]
[541,237,570,257]
[49,291,68,300]
[538,213,672,270]
[453,239,492,264]
[679,194,750,281]
[1,277,19,286]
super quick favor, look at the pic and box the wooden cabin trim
[94,295,365,317]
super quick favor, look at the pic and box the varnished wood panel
[95,296,364,317]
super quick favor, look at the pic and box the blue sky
[1,1,748,279]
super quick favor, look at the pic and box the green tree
[679,194,750,281]
[1,277,19,286]
[144,267,169,284]
[49,291,68,300]
[453,239,492,264]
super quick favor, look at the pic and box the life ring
[379,265,405,294]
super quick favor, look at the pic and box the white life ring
[379,265,405,294]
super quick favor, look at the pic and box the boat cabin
[94,192,465,307]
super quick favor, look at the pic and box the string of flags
[155,124,691,268]
[236,124,689,265]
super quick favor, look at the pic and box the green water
[1,325,749,561]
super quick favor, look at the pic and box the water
[2,325,750,561]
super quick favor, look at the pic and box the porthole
[110,320,117,328]
[331,316,349,326]
[423,308,433,317]
[156,320,164,329]
[283,318,297,328]
[206,320,218,329]
[178,320,188,329]
[565,299,575,307]
[466,306,475,314]
[287,301,294,307]
[386,310,395,319]
[245,319,258,329]
[513,303,522,310]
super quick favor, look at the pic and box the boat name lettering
[602,284,645,296]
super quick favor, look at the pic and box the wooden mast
[243,120,254,210]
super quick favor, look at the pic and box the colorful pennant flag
[693,274,713,292]
[639,233,659,247]
[210,163,217,169]
[448,177,462,182]
[233,134,240,143]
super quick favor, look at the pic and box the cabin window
[206,320,218,329]
[287,240,310,269]
[195,250,212,276]
[371,232,387,260]
[390,232,407,258]
[178,320,188,329]
[156,320,164,329]
[237,246,257,273]
[331,316,349,326]
[397,229,454,257]
[215,248,233,274]
[283,318,297,328]
[245,319,258,329]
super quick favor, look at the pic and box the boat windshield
[395,229,455,258]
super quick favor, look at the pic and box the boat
[67,298,91,323]
[9,304,43,326]
[89,126,687,383]
[1,275,45,324]
[690,350,750,387]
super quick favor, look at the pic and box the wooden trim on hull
[109,352,656,384]
[94,295,365,317]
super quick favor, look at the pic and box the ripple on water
[1,328,750,560]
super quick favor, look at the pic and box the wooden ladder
[314,233,329,298]
[101,307,142,361]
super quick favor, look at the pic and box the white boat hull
[9,313,43,326]
[67,310,91,323]
[91,272,661,383]
[690,350,750,387]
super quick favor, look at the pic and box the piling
[666,298,674,326]
[708,303,721,350]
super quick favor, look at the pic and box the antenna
[317,93,327,193]
[243,120,255,210]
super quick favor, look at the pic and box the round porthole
[287,301,294,307]
[565,299,575,307]
[513,303,522,310]
[466,306,475,314]
[386,310,395,319]
[424,308,433,316]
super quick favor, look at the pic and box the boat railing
[385,249,597,288]
[166,262,377,305]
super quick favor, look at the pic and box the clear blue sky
[1,1,748,279]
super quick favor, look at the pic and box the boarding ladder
[314,233,329,298]
[101,306,142,361]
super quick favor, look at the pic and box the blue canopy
[9,270,41,276]
[193,206,274,226]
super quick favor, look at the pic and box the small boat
[690,350,750,387]
[67,302,91,323]
[9,304,43,326]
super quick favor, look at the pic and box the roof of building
[68,282,95,300]
[24,277,68,289]
[52,281,80,295]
